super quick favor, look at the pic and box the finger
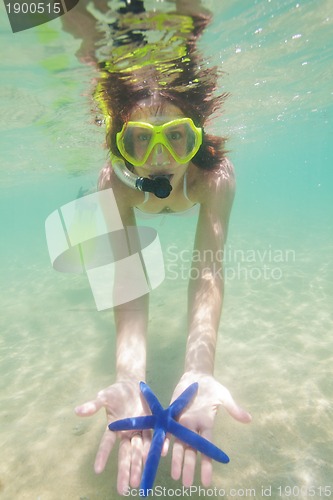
[117,437,131,495]
[182,447,197,487]
[130,435,143,488]
[161,436,170,457]
[171,440,184,481]
[75,399,103,417]
[200,429,213,487]
[219,387,252,423]
[142,430,151,463]
[224,399,252,423]
[94,426,117,474]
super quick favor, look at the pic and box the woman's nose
[150,143,169,165]
[153,143,166,156]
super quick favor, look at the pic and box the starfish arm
[108,415,155,432]
[140,426,166,497]
[140,381,164,415]
[168,419,230,464]
[168,382,199,419]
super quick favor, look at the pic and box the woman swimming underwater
[62,0,251,494]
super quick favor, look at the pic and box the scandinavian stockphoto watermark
[123,485,257,497]
[123,484,333,497]
[165,244,296,282]
[45,188,296,310]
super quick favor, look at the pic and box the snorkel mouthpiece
[111,154,173,198]
[136,176,172,199]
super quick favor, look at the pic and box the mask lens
[121,124,154,164]
[164,121,197,160]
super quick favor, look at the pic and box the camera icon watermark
[45,188,165,310]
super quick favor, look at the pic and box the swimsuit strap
[183,170,192,202]
[141,191,150,204]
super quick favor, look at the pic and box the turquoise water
[1,0,332,499]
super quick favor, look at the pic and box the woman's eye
[168,131,182,141]
[138,133,151,142]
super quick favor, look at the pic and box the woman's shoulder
[191,156,235,206]
[211,156,235,181]
[197,156,235,187]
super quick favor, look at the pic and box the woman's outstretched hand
[75,374,251,494]
[165,371,252,488]
[75,379,151,495]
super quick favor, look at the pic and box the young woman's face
[126,98,191,179]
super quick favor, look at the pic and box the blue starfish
[108,382,229,496]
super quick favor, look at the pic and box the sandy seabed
[1,219,332,500]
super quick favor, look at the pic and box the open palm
[75,379,151,494]
[167,371,252,487]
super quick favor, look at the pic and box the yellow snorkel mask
[116,118,202,167]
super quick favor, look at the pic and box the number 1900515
[5,2,61,14]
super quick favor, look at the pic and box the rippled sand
[1,217,332,499]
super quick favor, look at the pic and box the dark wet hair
[95,13,228,170]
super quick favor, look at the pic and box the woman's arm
[75,167,151,494]
[185,159,235,374]
[98,164,150,382]
[169,160,251,488]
